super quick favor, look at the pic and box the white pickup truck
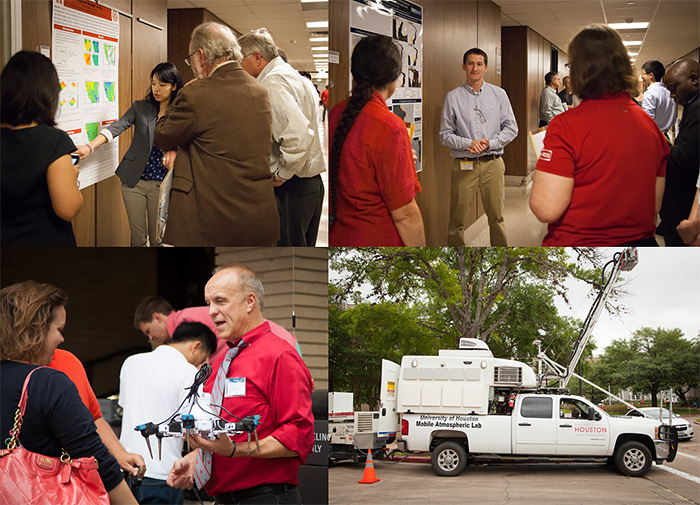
[401,393,677,477]
[379,339,678,478]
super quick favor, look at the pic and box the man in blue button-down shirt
[439,48,518,246]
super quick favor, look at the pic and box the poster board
[349,0,423,172]
[52,0,120,189]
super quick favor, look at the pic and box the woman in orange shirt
[329,35,425,246]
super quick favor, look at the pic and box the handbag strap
[4,367,44,452]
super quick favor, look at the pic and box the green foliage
[596,327,699,407]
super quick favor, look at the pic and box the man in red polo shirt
[166,263,314,504]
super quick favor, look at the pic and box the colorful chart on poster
[350,0,423,171]
[52,0,120,189]
[103,82,116,102]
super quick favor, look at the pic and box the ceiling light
[622,41,643,46]
[310,37,328,42]
[608,22,649,29]
[313,54,327,58]
[628,52,638,57]
[301,0,328,3]
[306,21,328,29]
[312,47,328,52]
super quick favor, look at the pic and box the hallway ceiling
[495,0,699,69]
[166,0,328,78]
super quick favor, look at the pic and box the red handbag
[0,368,109,505]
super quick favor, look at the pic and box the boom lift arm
[536,247,638,388]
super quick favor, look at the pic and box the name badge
[225,377,246,397]
[460,160,474,171]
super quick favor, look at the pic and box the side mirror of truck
[588,409,601,421]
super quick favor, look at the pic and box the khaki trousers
[121,179,162,247]
[448,156,508,246]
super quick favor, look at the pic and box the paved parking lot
[330,435,700,505]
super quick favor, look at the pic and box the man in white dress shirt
[641,59,676,135]
[238,28,326,247]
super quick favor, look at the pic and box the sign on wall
[52,0,120,189]
[349,0,423,172]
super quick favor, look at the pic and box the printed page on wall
[349,0,423,172]
[52,0,120,189]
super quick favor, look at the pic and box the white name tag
[225,377,246,397]
[460,160,474,171]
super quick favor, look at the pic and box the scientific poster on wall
[52,0,119,188]
[349,0,423,171]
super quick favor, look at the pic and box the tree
[329,292,441,409]
[596,327,698,407]
[330,247,624,353]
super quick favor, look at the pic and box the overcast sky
[330,248,699,357]
[555,247,699,356]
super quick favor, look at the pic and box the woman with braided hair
[329,35,425,246]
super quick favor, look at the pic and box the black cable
[209,403,245,422]
[153,364,213,426]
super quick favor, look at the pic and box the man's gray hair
[212,263,265,312]
[190,22,242,66]
[238,28,279,62]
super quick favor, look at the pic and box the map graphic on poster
[350,0,423,171]
[104,45,116,66]
[85,122,99,141]
[52,0,120,189]
[85,81,100,103]
[103,82,116,102]
[60,80,78,110]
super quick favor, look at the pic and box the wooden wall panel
[21,0,51,51]
[328,0,350,111]
[477,0,501,88]
[501,27,527,179]
[214,248,329,390]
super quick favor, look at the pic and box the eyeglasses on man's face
[185,48,200,67]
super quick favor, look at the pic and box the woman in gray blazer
[76,63,183,246]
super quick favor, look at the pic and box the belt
[459,154,501,162]
[215,483,296,504]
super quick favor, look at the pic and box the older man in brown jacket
[154,22,279,246]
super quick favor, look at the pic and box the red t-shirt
[202,321,314,495]
[535,93,669,245]
[329,91,421,246]
[320,88,328,107]
[49,349,102,420]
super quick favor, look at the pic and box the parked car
[625,408,694,441]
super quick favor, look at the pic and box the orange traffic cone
[358,451,380,484]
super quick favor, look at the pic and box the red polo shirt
[202,321,314,496]
[535,93,669,246]
[49,349,102,420]
[329,91,421,246]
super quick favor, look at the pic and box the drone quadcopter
[134,363,261,460]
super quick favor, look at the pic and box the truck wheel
[614,441,652,477]
[431,441,467,477]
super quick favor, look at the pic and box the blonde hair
[238,28,279,61]
[190,22,243,66]
[0,281,67,362]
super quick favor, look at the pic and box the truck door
[556,398,608,456]
[514,396,556,454]
[378,359,400,440]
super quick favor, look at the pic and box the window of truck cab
[521,397,553,418]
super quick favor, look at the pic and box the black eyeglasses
[474,108,486,124]
[185,48,200,67]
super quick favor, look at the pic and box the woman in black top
[0,281,137,504]
[0,51,83,246]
